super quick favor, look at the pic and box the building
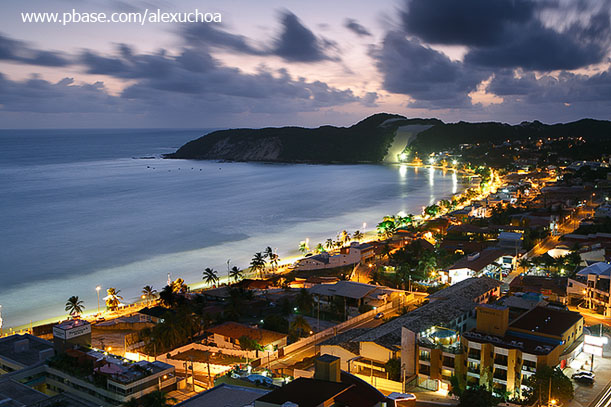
[461,304,583,397]
[446,247,517,283]
[52,319,92,353]
[253,355,387,407]
[175,383,269,407]
[572,262,611,316]
[498,232,523,250]
[319,278,500,391]
[400,277,502,391]
[207,322,288,352]
[0,334,55,375]
[509,275,568,304]
[308,281,405,314]
[1,325,176,406]
[296,242,374,270]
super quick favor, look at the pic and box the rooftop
[176,383,269,407]
[429,276,501,301]
[577,262,611,277]
[255,377,351,407]
[320,328,369,355]
[509,306,583,337]
[447,248,515,273]
[0,378,48,406]
[463,330,559,355]
[54,319,91,331]
[308,281,394,300]
[208,322,286,346]
[0,334,54,368]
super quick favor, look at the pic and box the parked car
[572,371,595,380]
[374,312,384,320]
[574,375,595,385]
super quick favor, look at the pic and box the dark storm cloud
[182,24,267,55]
[273,11,337,62]
[0,33,70,67]
[400,0,610,71]
[373,31,487,108]
[344,19,372,37]
[489,69,611,104]
[464,14,610,70]
[402,0,535,46]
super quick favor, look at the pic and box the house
[208,322,287,352]
[175,383,269,407]
[137,306,173,324]
[308,281,406,313]
[253,355,387,407]
[498,232,523,250]
[446,247,517,283]
[295,242,374,271]
[509,275,568,303]
[571,262,611,316]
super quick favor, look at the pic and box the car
[572,371,595,379]
[574,375,595,385]
[374,312,384,320]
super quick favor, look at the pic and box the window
[419,350,431,361]
[419,363,431,376]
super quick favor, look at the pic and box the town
[1,139,610,407]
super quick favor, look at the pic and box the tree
[299,241,309,254]
[239,335,263,353]
[384,357,401,381]
[522,366,574,405]
[325,238,335,251]
[296,288,314,314]
[353,230,364,242]
[142,286,157,305]
[65,296,84,317]
[289,315,312,339]
[459,386,496,407]
[338,230,350,246]
[250,252,267,278]
[159,285,180,308]
[424,204,440,218]
[229,266,243,283]
[314,243,325,253]
[105,288,123,311]
[202,267,219,286]
[263,314,289,334]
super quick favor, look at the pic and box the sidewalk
[566,352,611,407]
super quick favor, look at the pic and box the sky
[0,0,610,128]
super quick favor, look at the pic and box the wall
[319,345,358,371]
[360,342,397,364]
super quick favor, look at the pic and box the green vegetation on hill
[167,114,611,164]
[166,113,440,163]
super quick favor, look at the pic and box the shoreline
[2,165,477,334]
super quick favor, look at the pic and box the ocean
[0,128,462,328]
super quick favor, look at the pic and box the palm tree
[290,316,312,338]
[105,288,123,311]
[270,252,280,271]
[325,238,335,251]
[299,241,308,254]
[250,252,267,278]
[338,230,349,246]
[353,230,364,242]
[315,243,325,253]
[264,246,274,261]
[229,266,243,283]
[142,286,157,305]
[296,288,314,314]
[65,296,84,318]
[202,267,219,286]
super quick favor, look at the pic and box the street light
[96,286,101,315]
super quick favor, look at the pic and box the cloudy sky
[0,0,610,128]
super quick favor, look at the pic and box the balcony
[418,327,462,354]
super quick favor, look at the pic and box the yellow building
[462,304,583,397]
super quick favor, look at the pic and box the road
[266,303,403,372]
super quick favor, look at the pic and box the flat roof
[0,334,54,367]
[255,378,352,407]
[176,383,269,407]
[0,378,48,406]
[509,306,583,337]
[54,319,91,330]
[308,281,395,300]
[448,248,515,273]
[208,322,286,346]
[429,276,501,300]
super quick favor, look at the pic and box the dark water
[0,129,461,327]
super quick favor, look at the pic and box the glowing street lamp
[96,286,101,315]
